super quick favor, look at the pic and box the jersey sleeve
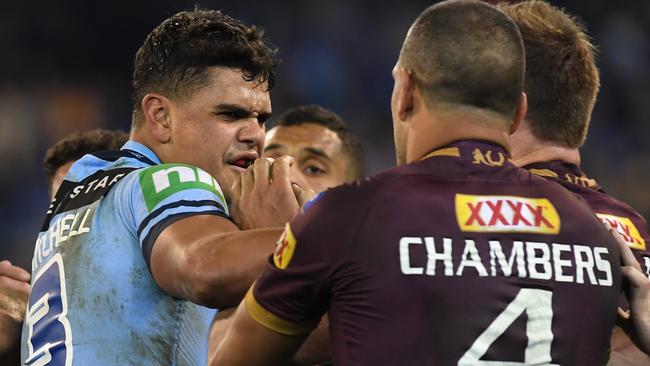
[115,163,230,269]
[244,189,357,336]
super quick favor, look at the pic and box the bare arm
[209,309,331,366]
[211,301,307,366]
[0,260,30,355]
[150,216,281,309]
[611,227,650,356]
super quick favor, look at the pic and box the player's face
[263,124,348,194]
[50,160,75,199]
[168,67,271,202]
[391,63,408,165]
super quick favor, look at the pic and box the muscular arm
[209,309,331,366]
[150,215,281,309]
[211,301,308,366]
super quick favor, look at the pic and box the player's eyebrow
[263,143,285,153]
[214,103,272,123]
[303,147,332,161]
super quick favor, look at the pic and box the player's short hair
[401,0,525,119]
[272,105,364,180]
[499,1,599,148]
[43,129,129,193]
[131,9,278,127]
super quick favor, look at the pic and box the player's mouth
[227,152,258,173]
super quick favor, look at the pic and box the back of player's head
[499,1,599,148]
[401,0,524,119]
[273,105,364,179]
[131,8,278,128]
[43,129,129,194]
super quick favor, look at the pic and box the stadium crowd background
[0,0,648,270]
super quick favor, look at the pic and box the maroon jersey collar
[421,140,513,168]
[524,160,602,191]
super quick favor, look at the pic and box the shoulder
[118,163,226,211]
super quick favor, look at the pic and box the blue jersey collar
[121,140,163,166]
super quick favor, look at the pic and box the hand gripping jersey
[525,160,650,280]
[247,140,622,366]
[21,141,228,366]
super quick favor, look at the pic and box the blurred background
[0,0,648,270]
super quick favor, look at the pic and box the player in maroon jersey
[213,1,622,365]
[499,2,650,364]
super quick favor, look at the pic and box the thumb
[292,184,316,207]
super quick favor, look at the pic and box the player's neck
[408,107,512,162]
[130,129,168,163]
[510,129,581,168]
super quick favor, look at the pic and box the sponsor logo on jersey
[274,223,297,269]
[139,164,225,211]
[456,194,560,234]
[471,149,506,167]
[596,213,646,250]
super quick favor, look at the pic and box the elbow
[180,254,248,309]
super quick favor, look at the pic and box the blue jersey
[21,141,229,366]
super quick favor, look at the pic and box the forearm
[291,317,331,365]
[167,227,282,308]
[0,313,20,355]
[212,303,306,366]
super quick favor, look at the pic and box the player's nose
[237,120,265,151]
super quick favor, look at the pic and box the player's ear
[395,68,416,122]
[141,93,172,143]
[510,92,527,135]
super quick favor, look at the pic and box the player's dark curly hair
[273,105,364,180]
[131,9,278,125]
[43,129,129,195]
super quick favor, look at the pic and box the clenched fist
[230,156,311,230]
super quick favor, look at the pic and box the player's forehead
[265,124,343,157]
[189,66,272,114]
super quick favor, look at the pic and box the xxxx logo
[456,194,560,234]
[597,213,646,250]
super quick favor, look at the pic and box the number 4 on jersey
[459,288,558,366]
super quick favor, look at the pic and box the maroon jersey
[525,160,650,276]
[246,140,622,365]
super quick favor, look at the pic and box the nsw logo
[455,194,560,234]
[139,164,225,211]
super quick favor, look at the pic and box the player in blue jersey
[20,9,307,366]
[0,129,127,363]
[498,2,650,364]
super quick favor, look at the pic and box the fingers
[609,227,643,272]
[292,184,316,207]
[240,166,255,197]
[252,158,272,188]
[270,156,294,189]
[0,260,30,282]
[622,265,650,290]
[0,276,30,297]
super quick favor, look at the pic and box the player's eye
[216,110,248,121]
[304,165,326,176]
